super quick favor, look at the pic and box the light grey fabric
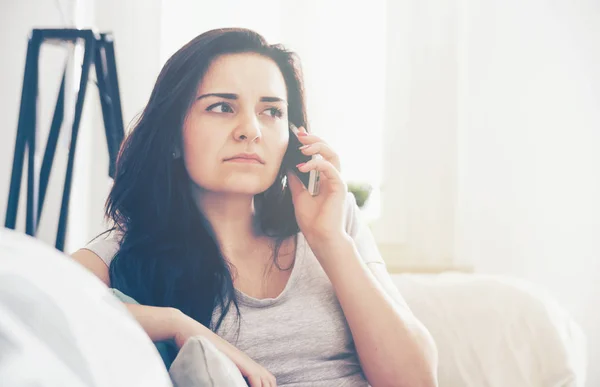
[85,231,121,267]
[169,336,247,387]
[86,193,383,386]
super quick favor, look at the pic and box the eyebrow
[196,93,287,104]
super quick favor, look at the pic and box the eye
[206,102,234,113]
[264,107,283,118]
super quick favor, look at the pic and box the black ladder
[4,29,125,251]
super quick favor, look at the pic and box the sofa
[0,228,587,386]
[393,273,587,386]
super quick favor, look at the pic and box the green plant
[347,182,372,208]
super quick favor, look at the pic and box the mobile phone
[286,124,320,196]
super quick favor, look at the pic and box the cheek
[181,125,219,182]
[266,140,289,176]
[270,130,290,161]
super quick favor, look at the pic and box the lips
[224,153,265,164]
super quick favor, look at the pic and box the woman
[72,28,438,387]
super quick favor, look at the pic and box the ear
[172,148,182,159]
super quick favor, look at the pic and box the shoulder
[343,191,364,235]
[83,230,123,267]
[343,192,384,264]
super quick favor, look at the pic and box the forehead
[197,53,287,99]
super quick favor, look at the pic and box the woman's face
[183,53,290,195]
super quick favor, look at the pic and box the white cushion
[392,272,587,387]
[169,336,247,387]
[0,228,172,387]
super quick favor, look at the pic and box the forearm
[124,303,181,342]
[124,303,248,363]
[311,236,438,387]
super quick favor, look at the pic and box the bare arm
[72,249,183,342]
[71,249,277,386]
[310,237,438,387]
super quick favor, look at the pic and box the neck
[193,187,260,251]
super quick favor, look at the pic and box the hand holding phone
[286,124,320,196]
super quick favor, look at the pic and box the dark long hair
[106,28,307,336]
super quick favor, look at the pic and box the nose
[233,113,262,142]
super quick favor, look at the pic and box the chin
[223,186,266,196]
[193,171,279,196]
[220,178,274,196]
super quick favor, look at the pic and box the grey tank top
[85,193,384,387]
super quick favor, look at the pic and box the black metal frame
[4,29,125,251]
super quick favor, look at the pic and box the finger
[247,375,261,387]
[262,376,275,387]
[291,125,309,136]
[296,131,324,145]
[294,126,328,145]
[299,142,341,171]
[297,157,343,183]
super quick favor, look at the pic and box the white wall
[159,0,283,58]
[457,0,600,384]
[373,0,459,268]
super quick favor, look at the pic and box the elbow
[373,365,437,387]
[375,324,439,387]
[378,353,438,387]
[403,326,439,387]
[385,358,438,387]
[405,324,438,387]
[404,352,438,387]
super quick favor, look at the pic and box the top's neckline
[234,233,305,308]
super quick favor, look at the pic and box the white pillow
[0,228,172,387]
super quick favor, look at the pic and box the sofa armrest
[391,273,587,387]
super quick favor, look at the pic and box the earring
[172,149,181,159]
[281,175,288,189]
